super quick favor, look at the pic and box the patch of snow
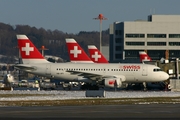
[0,90,180,101]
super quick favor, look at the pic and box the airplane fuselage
[16,63,169,83]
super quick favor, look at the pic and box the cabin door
[142,65,147,76]
[46,64,51,75]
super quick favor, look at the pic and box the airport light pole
[14,46,21,81]
[39,45,48,82]
[39,45,48,57]
[93,14,107,52]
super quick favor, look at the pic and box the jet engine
[103,76,126,88]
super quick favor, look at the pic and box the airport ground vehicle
[40,82,56,90]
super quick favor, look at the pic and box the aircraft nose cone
[163,73,169,80]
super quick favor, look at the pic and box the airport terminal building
[109,15,180,63]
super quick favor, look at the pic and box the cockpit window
[153,68,162,72]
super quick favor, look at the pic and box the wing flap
[14,64,36,71]
[66,70,113,80]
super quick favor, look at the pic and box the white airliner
[15,35,169,89]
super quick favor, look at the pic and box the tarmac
[0,104,180,119]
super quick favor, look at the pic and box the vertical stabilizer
[139,51,152,62]
[88,45,108,63]
[17,35,50,64]
[66,38,93,63]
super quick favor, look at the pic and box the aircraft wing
[14,64,36,71]
[66,70,114,81]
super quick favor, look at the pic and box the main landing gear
[143,82,147,91]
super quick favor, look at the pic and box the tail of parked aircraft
[139,51,152,62]
[88,45,109,63]
[65,38,94,63]
[17,35,50,64]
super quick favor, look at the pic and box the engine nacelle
[103,76,126,88]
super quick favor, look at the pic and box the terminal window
[125,34,145,38]
[169,42,180,46]
[115,46,122,51]
[126,42,145,46]
[115,38,122,43]
[147,34,166,38]
[125,50,139,57]
[169,34,180,38]
[115,54,122,59]
[147,42,166,46]
[148,50,165,60]
[169,50,180,57]
[115,30,122,35]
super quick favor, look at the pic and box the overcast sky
[0,0,180,34]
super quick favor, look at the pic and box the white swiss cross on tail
[88,45,109,63]
[92,51,101,61]
[143,56,149,61]
[22,43,34,55]
[65,38,93,63]
[139,51,152,62]
[70,46,81,58]
[17,35,49,64]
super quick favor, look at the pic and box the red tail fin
[88,45,108,63]
[65,38,93,63]
[17,35,49,64]
[139,51,152,62]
